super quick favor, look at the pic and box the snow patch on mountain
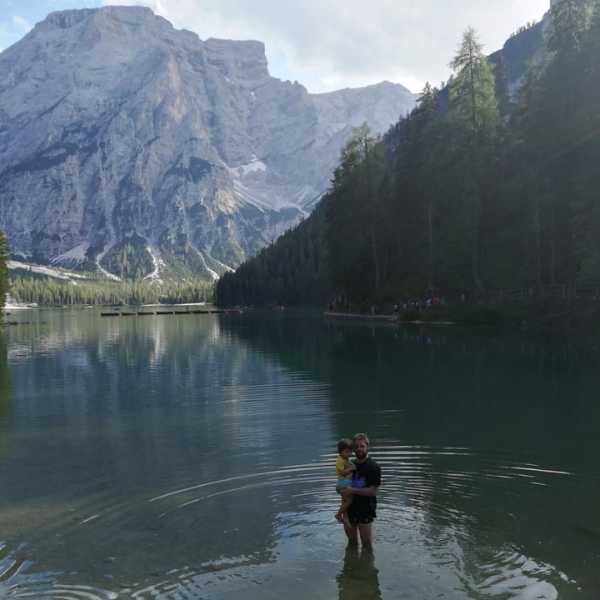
[51,243,90,265]
[144,246,166,282]
[8,260,88,281]
[0,6,417,279]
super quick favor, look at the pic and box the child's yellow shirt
[336,455,353,480]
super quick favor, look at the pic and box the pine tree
[571,0,600,284]
[327,124,384,300]
[450,28,499,138]
[214,9,600,308]
[449,28,500,291]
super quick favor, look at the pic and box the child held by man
[335,438,356,522]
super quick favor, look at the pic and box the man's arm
[341,486,378,498]
[343,463,381,498]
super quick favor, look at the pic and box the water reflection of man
[341,433,381,547]
[337,543,382,600]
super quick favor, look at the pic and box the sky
[0,0,550,93]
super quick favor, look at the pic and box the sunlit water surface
[0,309,599,599]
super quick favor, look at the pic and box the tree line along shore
[3,1,600,330]
[216,1,600,330]
[0,252,213,310]
[6,276,213,308]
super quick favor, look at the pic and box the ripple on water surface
[0,444,587,599]
[1,312,598,598]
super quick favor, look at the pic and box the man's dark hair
[353,433,370,447]
[337,438,353,453]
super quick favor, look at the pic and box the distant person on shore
[340,433,381,547]
[335,439,356,522]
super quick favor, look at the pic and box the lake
[0,309,599,599]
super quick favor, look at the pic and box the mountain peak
[0,5,417,280]
[42,6,156,29]
[43,8,96,29]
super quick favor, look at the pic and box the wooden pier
[101,308,241,318]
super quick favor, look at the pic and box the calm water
[0,309,599,599]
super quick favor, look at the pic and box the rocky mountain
[0,6,416,281]
[489,0,594,103]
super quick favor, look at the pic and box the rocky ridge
[0,6,416,280]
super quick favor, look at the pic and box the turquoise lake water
[0,309,599,599]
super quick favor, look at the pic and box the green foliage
[0,232,9,311]
[327,124,386,299]
[100,235,155,280]
[217,16,600,308]
[216,201,330,307]
[450,28,500,137]
[9,275,213,306]
[510,22,539,39]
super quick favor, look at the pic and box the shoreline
[324,311,456,326]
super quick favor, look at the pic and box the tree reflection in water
[0,334,10,459]
[337,544,382,600]
[0,332,10,412]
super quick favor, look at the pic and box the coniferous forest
[1,233,214,308]
[217,0,600,309]
[8,276,213,307]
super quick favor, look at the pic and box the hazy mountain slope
[0,6,415,280]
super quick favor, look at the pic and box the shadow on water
[0,333,10,417]
[219,310,600,598]
[0,333,10,462]
[218,310,600,458]
[337,545,382,600]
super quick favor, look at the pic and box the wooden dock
[101,308,241,318]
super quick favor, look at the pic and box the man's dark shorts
[347,505,376,525]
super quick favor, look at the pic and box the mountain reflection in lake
[0,309,599,599]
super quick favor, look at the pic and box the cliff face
[490,0,595,103]
[0,6,415,280]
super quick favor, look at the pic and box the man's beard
[355,449,367,460]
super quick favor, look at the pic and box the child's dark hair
[337,438,353,453]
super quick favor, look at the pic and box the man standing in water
[341,433,381,547]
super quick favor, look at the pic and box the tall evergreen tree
[450,28,500,137]
[571,0,600,284]
[386,83,443,292]
[449,28,500,291]
[327,125,385,301]
[517,0,589,287]
[216,12,600,310]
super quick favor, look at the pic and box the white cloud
[101,0,550,93]
[12,15,33,33]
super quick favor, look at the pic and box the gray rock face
[0,6,415,280]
